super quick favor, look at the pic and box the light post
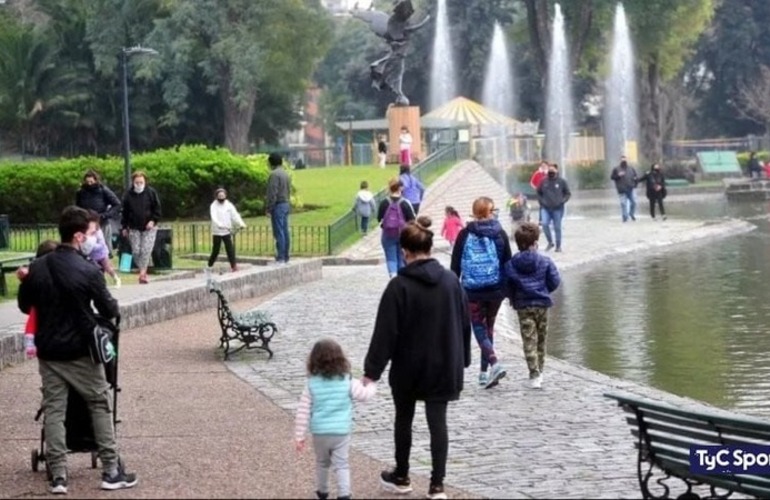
[121,45,158,191]
[346,115,354,166]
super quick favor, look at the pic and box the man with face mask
[75,169,121,257]
[18,206,137,494]
[206,188,247,274]
[610,155,639,222]
[536,163,571,252]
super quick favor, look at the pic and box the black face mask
[217,198,226,204]
[548,171,557,178]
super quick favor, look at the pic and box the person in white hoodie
[352,181,377,234]
[207,188,246,273]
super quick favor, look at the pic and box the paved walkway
[0,161,759,499]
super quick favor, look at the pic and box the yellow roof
[422,96,520,127]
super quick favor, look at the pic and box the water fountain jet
[544,3,573,180]
[429,0,456,111]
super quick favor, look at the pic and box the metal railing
[7,143,470,259]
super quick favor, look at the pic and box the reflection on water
[549,198,770,416]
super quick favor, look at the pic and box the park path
[0,160,757,499]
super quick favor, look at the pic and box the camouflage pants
[517,307,549,378]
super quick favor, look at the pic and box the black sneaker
[380,470,413,494]
[50,477,68,495]
[427,484,448,499]
[545,243,554,251]
[101,467,138,490]
[316,492,329,500]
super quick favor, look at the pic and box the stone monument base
[386,105,422,165]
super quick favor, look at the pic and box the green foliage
[736,151,770,172]
[0,146,273,223]
[574,161,607,190]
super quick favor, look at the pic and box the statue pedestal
[386,105,422,165]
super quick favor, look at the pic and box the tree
[625,0,714,161]
[145,0,332,154]
[734,64,770,135]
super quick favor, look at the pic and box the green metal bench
[0,253,35,296]
[605,392,770,499]
[207,280,277,360]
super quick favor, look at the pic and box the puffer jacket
[503,249,561,309]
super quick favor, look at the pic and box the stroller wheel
[91,451,98,469]
[31,449,39,472]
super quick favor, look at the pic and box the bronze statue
[352,0,430,106]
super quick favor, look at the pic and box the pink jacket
[442,215,464,244]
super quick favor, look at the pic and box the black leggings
[649,197,665,218]
[208,234,236,267]
[393,394,448,486]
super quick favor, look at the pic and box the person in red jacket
[529,161,549,225]
[16,240,58,359]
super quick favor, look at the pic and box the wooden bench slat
[626,413,770,445]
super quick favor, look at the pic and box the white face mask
[81,235,97,255]
[134,183,145,194]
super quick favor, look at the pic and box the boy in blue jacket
[503,222,561,389]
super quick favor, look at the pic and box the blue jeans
[360,216,370,234]
[270,202,291,262]
[618,190,637,221]
[541,207,564,249]
[381,233,404,276]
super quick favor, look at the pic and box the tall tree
[145,0,332,154]
[625,0,714,161]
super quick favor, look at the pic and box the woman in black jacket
[120,171,161,284]
[638,163,667,220]
[363,216,471,500]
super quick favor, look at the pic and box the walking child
[503,222,561,389]
[86,210,121,287]
[16,240,58,359]
[352,181,377,234]
[441,206,464,247]
[294,338,377,500]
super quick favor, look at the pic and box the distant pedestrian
[638,163,668,220]
[529,161,549,225]
[377,136,388,168]
[536,163,571,252]
[451,196,512,389]
[440,206,463,247]
[364,216,471,500]
[377,178,415,277]
[294,338,377,500]
[207,188,247,273]
[748,151,763,180]
[352,181,377,234]
[507,192,531,232]
[503,222,561,389]
[75,169,121,257]
[399,126,413,166]
[398,164,425,214]
[120,171,161,284]
[610,155,639,222]
[266,152,292,264]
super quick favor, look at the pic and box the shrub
[0,145,275,223]
[736,151,770,175]
[574,161,607,190]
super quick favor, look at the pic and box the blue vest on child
[309,374,352,435]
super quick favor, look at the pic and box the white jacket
[210,200,246,236]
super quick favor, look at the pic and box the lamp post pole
[121,45,159,192]
[347,115,354,166]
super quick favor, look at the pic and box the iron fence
[7,143,470,259]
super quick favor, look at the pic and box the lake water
[547,197,770,417]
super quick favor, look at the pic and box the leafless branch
[735,64,770,130]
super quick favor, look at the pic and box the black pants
[411,203,420,215]
[208,234,236,268]
[649,197,665,218]
[393,394,448,486]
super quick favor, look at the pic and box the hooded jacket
[450,219,512,302]
[121,186,161,231]
[399,167,425,206]
[638,169,667,200]
[364,258,471,402]
[610,163,639,194]
[353,189,377,218]
[503,249,561,310]
[210,199,246,236]
[537,174,572,210]
[75,183,121,221]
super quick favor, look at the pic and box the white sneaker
[529,374,543,389]
[113,276,121,289]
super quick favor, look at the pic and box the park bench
[605,391,770,499]
[0,253,35,297]
[207,280,277,360]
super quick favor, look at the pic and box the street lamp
[121,45,158,191]
[346,115,354,166]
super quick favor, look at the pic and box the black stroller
[30,317,122,479]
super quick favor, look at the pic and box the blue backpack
[461,233,500,290]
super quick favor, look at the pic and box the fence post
[191,225,197,255]
[327,225,332,255]
[36,225,42,249]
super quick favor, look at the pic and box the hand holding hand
[362,376,374,386]
[16,266,29,280]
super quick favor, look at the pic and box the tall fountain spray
[544,3,573,179]
[482,22,516,191]
[604,2,638,169]
[429,0,456,111]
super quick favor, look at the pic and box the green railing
[7,143,470,258]
[326,142,470,253]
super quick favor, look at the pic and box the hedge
[0,145,285,224]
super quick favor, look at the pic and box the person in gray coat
[610,156,639,222]
[352,181,377,234]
